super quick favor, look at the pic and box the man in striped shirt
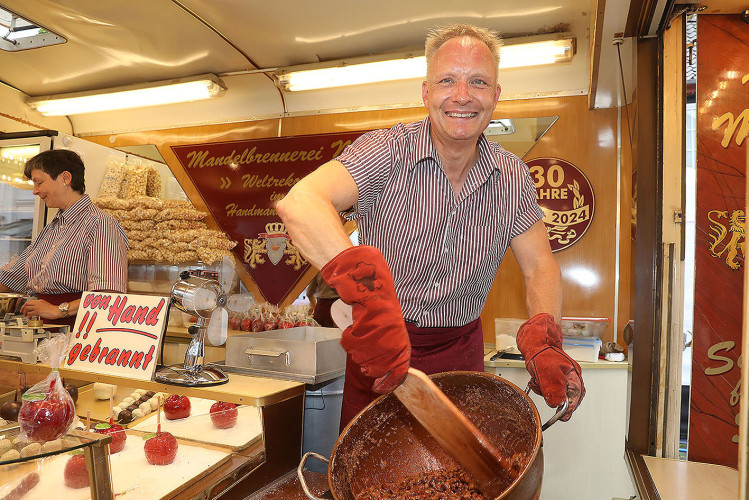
[0,149,128,327]
[278,24,584,429]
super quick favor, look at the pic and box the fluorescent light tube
[276,37,575,92]
[499,39,575,69]
[277,57,427,92]
[27,74,225,116]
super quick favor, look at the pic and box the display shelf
[75,384,163,428]
[0,426,114,499]
[131,396,263,450]
[483,348,629,370]
[626,452,739,500]
[0,358,304,407]
[0,426,264,500]
[0,425,111,466]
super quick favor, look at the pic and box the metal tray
[223,326,345,384]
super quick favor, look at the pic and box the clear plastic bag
[97,157,126,198]
[146,166,162,197]
[18,334,75,442]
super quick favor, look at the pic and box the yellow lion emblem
[707,209,745,270]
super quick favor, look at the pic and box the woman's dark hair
[24,149,85,194]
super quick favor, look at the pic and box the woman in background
[0,149,128,327]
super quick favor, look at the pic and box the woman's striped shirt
[0,194,129,294]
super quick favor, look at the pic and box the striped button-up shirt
[338,118,544,328]
[0,194,129,294]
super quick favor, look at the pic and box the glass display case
[0,359,305,499]
[0,424,113,500]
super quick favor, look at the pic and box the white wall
[487,362,636,500]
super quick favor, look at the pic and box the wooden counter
[0,357,304,406]
[483,347,629,370]
[628,453,738,500]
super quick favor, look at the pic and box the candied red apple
[163,395,190,420]
[228,317,241,330]
[144,431,178,465]
[209,402,238,429]
[64,454,89,489]
[94,422,127,454]
[18,381,75,441]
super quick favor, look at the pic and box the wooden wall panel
[479,95,629,345]
[86,95,632,345]
[620,101,636,352]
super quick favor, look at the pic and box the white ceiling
[0,0,639,134]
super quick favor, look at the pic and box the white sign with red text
[65,292,167,381]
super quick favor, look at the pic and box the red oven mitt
[516,313,585,420]
[321,245,411,393]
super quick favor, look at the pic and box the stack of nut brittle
[95,158,236,265]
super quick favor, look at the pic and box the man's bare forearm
[510,221,563,323]
[276,160,358,269]
[524,263,563,322]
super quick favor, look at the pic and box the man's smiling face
[422,36,500,150]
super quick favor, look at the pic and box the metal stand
[154,309,229,387]
[154,364,229,386]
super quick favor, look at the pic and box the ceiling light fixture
[26,74,226,116]
[275,35,575,92]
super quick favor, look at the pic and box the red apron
[339,318,484,431]
[35,292,83,328]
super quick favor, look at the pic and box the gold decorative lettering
[733,412,740,444]
[712,73,749,148]
[242,173,302,189]
[184,145,329,168]
[225,203,278,217]
[713,109,749,148]
[186,150,209,168]
[705,341,735,375]
[703,341,742,444]
[331,139,352,157]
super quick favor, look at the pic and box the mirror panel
[484,116,558,159]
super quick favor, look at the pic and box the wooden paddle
[394,368,516,498]
[330,301,516,497]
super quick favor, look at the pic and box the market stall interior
[1,1,748,499]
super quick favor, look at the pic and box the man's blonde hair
[425,24,502,77]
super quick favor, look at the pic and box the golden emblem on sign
[542,181,588,246]
[243,222,307,270]
[707,209,745,270]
